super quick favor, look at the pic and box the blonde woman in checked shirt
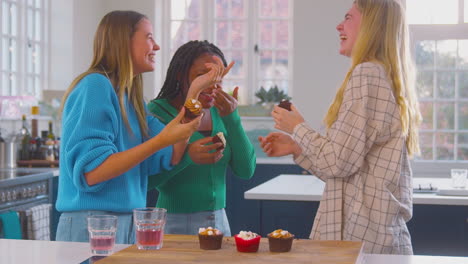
[259,0,421,255]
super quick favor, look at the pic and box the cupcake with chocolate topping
[184,98,203,121]
[278,100,292,111]
[267,229,294,252]
[198,227,223,250]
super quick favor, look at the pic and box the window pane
[436,103,455,129]
[187,22,201,40]
[260,50,273,79]
[231,21,244,47]
[34,76,41,95]
[27,76,34,95]
[458,133,468,160]
[10,73,17,95]
[231,0,244,17]
[406,0,458,24]
[224,50,245,78]
[171,21,201,49]
[460,72,468,98]
[259,0,273,17]
[27,42,33,73]
[9,38,17,72]
[415,41,434,68]
[276,20,288,49]
[215,21,228,48]
[172,0,200,19]
[2,73,9,95]
[436,71,455,98]
[459,103,468,129]
[11,4,17,36]
[2,2,9,34]
[465,0,468,23]
[459,40,468,69]
[436,40,457,69]
[35,0,41,8]
[187,0,200,19]
[259,21,273,48]
[34,43,40,74]
[35,11,41,41]
[416,71,433,98]
[2,38,10,71]
[215,0,229,18]
[419,102,434,130]
[27,9,34,40]
[419,133,433,160]
[276,0,289,18]
[436,133,454,160]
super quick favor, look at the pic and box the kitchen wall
[47,0,350,129]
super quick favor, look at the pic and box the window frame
[407,0,468,175]
[155,0,293,106]
[0,0,49,99]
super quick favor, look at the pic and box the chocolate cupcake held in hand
[184,98,203,121]
[278,100,292,111]
[212,132,226,150]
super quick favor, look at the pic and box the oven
[0,168,56,239]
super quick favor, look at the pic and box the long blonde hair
[324,0,421,157]
[61,10,149,138]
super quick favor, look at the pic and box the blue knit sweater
[56,73,173,213]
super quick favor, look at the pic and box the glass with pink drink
[87,215,118,255]
[133,208,167,250]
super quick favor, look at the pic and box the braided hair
[156,40,227,100]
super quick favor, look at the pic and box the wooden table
[97,234,363,264]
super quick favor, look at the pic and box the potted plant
[255,85,291,110]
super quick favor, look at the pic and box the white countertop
[245,174,468,206]
[1,239,467,264]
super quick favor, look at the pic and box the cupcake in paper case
[184,98,203,121]
[198,227,223,250]
[234,231,261,253]
[212,132,226,150]
[267,229,294,252]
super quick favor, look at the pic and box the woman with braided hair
[147,40,256,236]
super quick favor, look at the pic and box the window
[0,0,48,98]
[407,0,468,164]
[159,0,292,106]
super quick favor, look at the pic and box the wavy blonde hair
[324,0,421,157]
[61,11,149,138]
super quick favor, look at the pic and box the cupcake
[198,227,223,250]
[212,132,226,150]
[184,98,203,122]
[278,100,292,111]
[267,229,294,252]
[234,231,261,253]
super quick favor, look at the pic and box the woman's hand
[213,86,238,116]
[258,132,302,158]
[187,58,234,100]
[187,137,224,164]
[271,104,305,134]
[159,108,202,145]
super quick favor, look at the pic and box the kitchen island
[1,237,467,264]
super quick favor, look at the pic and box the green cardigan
[147,99,256,213]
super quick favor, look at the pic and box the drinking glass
[87,215,118,255]
[451,169,468,188]
[133,208,167,250]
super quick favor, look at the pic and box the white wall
[293,0,350,129]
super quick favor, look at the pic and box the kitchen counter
[1,238,466,264]
[245,174,468,206]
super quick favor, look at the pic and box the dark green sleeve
[221,109,256,179]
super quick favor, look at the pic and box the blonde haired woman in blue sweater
[56,11,228,244]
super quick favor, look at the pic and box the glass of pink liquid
[87,215,118,255]
[133,208,166,250]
